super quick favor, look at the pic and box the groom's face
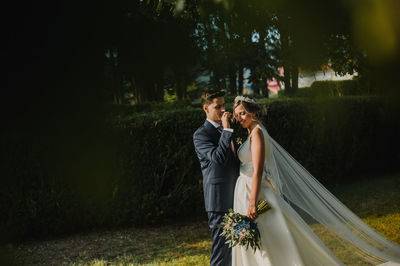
[204,97,225,124]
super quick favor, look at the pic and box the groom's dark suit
[193,120,239,266]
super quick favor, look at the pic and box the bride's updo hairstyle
[233,95,266,120]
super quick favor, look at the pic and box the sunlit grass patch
[68,228,211,265]
[310,214,400,266]
[364,213,400,244]
[11,172,400,265]
[309,173,400,266]
[12,221,212,265]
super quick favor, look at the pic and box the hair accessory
[234,95,257,104]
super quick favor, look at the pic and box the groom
[193,90,239,266]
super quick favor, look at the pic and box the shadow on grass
[12,220,212,265]
[11,172,400,265]
[331,173,400,219]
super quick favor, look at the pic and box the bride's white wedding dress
[232,125,400,266]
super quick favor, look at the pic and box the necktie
[230,139,236,155]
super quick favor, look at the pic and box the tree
[102,0,201,103]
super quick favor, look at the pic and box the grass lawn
[8,172,400,265]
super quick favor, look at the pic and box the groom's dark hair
[201,90,226,106]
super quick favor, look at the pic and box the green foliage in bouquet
[219,200,272,252]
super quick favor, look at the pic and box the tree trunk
[292,64,299,93]
[156,71,164,102]
[176,80,183,100]
[156,75,164,102]
[210,71,217,90]
[263,77,269,98]
[238,65,244,95]
[221,76,227,91]
[283,64,292,96]
[131,77,141,104]
[229,67,237,95]
[144,80,152,102]
[113,68,122,104]
[176,77,186,100]
[140,79,157,102]
[253,78,261,96]
[280,21,294,97]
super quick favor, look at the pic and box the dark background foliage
[2,1,400,257]
[1,97,399,242]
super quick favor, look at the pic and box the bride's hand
[247,205,258,220]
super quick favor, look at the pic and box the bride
[231,95,400,266]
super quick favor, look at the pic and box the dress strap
[250,124,261,135]
[249,124,265,140]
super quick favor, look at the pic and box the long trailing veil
[262,127,400,265]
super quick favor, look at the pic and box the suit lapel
[204,120,238,158]
[204,120,220,142]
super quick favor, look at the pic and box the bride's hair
[233,95,267,120]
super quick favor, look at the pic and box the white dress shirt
[207,119,234,132]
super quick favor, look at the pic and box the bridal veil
[263,129,400,265]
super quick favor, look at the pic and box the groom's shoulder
[194,122,212,140]
[193,124,206,137]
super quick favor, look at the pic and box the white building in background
[197,66,357,95]
[298,69,357,88]
[264,67,357,95]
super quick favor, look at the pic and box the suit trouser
[207,211,232,266]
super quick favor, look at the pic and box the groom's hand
[221,112,232,129]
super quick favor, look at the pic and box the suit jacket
[193,120,240,212]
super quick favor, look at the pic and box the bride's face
[234,104,254,129]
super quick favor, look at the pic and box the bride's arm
[248,127,265,220]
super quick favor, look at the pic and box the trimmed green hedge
[264,97,400,183]
[106,100,196,115]
[108,110,207,226]
[1,97,399,241]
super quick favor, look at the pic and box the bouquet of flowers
[219,200,271,252]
